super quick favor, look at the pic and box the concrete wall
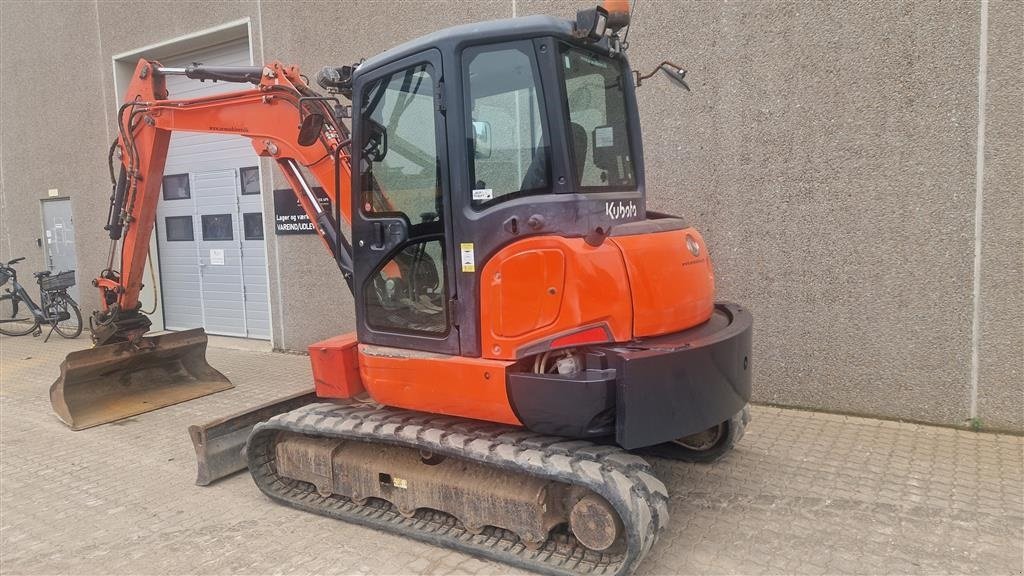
[1,1,1020,431]
[977,0,1023,431]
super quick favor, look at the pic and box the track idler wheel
[570,493,624,552]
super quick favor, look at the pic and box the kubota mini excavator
[49,3,752,574]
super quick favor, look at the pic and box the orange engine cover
[480,236,633,359]
[479,227,716,357]
[610,228,715,338]
[491,248,565,338]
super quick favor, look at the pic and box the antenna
[621,0,637,50]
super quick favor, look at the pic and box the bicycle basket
[39,270,75,291]
[0,268,9,287]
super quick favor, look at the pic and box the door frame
[38,197,80,302]
[351,48,460,355]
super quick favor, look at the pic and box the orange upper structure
[479,227,715,360]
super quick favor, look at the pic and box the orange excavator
[49,3,752,574]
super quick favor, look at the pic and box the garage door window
[165,216,194,241]
[243,212,263,240]
[240,166,260,195]
[201,214,233,241]
[162,174,191,200]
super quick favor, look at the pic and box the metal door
[153,38,270,339]
[41,198,79,301]
[193,170,245,337]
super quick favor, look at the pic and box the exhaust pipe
[50,328,232,430]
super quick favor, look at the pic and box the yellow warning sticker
[460,242,475,272]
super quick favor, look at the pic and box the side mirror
[472,120,492,159]
[633,61,691,91]
[363,119,388,162]
[659,65,690,91]
[297,113,325,147]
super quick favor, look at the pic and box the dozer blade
[188,388,317,486]
[49,328,233,430]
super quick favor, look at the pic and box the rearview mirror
[297,113,326,147]
[363,119,388,162]
[633,61,691,91]
[659,65,690,91]
[472,120,492,159]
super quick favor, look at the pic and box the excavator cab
[347,12,647,358]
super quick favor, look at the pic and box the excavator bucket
[49,328,233,430]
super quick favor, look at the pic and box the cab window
[561,45,636,191]
[464,41,550,208]
[360,63,441,223]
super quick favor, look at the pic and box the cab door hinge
[435,81,446,113]
[448,297,459,327]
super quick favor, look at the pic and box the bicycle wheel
[48,292,83,339]
[0,293,39,336]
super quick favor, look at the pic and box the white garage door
[154,38,270,339]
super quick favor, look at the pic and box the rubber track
[247,403,669,576]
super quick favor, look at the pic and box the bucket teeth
[49,328,232,430]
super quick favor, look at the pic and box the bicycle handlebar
[6,257,25,266]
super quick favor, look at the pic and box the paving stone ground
[1,333,1021,575]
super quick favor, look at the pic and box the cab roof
[355,15,583,77]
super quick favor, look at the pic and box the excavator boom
[51,59,354,429]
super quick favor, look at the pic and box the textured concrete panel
[521,0,983,427]
[0,1,110,313]
[258,0,512,349]
[977,0,1024,432]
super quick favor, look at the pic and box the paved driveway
[1,333,1021,575]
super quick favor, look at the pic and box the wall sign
[209,249,225,266]
[273,188,331,235]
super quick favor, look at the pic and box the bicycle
[0,257,83,340]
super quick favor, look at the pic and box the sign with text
[273,187,331,235]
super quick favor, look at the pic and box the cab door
[351,50,459,354]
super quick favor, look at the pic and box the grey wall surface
[977,0,1023,431]
[1,1,111,321]
[1,1,1020,431]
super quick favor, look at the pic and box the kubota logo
[604,200,637,220]
[686,235,701,257]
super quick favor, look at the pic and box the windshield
[561,45,636,191]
